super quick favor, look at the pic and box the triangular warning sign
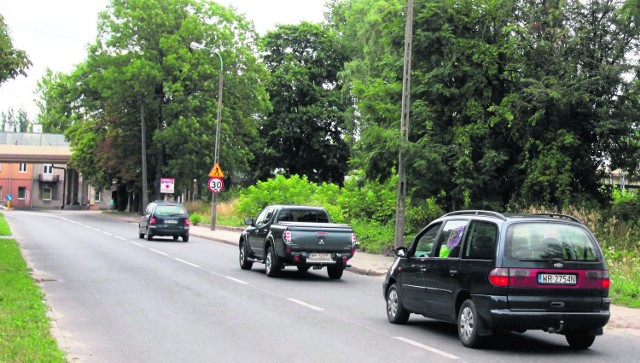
[208,163,224,178]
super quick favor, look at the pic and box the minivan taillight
[489,268,531,287]
[150,217,157,225]
[489,268,509,287]
[586,270,610,289]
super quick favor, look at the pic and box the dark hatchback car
[383,210,610,349]
[139,201,190,242]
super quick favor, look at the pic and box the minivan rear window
[506,222,599,261]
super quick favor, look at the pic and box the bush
[190,213,204,225]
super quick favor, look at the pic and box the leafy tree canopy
[0,13,31,86]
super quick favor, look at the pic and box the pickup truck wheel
[239,242,253,270]
[327,265,344,279]
[265,246,281,277]
[297,265,310,273]
[386,283,409,324]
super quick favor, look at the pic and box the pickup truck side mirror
[244,217,255,226]
[394,246,407,258]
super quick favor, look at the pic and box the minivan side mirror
[394,246,407,258]
[244,217,255,226]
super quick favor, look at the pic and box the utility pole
[141,100,149,211]
[394,0,414,248]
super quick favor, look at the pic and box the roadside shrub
[190,213,204,225]
[237,175,320,217]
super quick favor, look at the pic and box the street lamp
[190,41,224,231]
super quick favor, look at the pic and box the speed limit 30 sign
[208,177,224,193]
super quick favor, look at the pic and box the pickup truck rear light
[150,217,157,225]
[284,231,292,243]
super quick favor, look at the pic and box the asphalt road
[5,210,640,362]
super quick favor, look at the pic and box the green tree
[0,107,30,132]
[0,13,31,86]
[37,0,270,208]
[256,22,350,185]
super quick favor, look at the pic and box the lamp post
[190,41,224,231]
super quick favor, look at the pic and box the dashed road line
[175,258,201,268]
[287,298,324,311]
[130,241,145,247]
[394,337,459,360]
[149,248,168,256]
[225,276,248,285]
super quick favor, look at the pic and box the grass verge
[0,213,11,236]
[0,213,66,362]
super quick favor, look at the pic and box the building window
[0,186,3,200]
[44,164,53,174]
[18,187,26,199]
[94,189,101,203]
[19,163,27,173]
[43,187,52,201]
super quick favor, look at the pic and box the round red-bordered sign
[208,177,224,193]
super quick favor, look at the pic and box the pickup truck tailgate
[284,223,354,251]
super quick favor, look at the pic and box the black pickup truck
[239,205,357,279]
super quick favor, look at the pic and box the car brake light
[489,268,509,287]
[284,230,292,243]
[150,217,157,225]
[185,219,190,226]
[586,270,610,289]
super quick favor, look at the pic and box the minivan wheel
[565,333,595,350]
[146,228,153,241]
[386,284,409,324]
[239,242,253,270]
[458,299,483,348]
[265,247,280,277]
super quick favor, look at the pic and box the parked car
[240,205,357,279]
[383,210,610,349]
[139,201,190,242]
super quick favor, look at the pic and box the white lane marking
[130,241,145,247]
[225,276,248,285]
[115,236,127,241]
[394,337,459,360]
[92,228,101,232]
[103,231,113,236]
[175,258,201,268]
[287,298,324,311]
[149,248,168,256]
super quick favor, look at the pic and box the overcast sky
[0,0,328,121]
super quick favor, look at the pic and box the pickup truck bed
[239,205,357,279]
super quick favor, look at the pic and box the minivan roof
[442,210,582,224]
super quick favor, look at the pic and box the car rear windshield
[505,222,600,261]
[156,205,187,217]
[276,209,330,223]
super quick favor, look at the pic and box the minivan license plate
[538,274,576,285]
[308,253,331,261]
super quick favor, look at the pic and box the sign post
[207,163,225,230]
[160,178,175,195]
